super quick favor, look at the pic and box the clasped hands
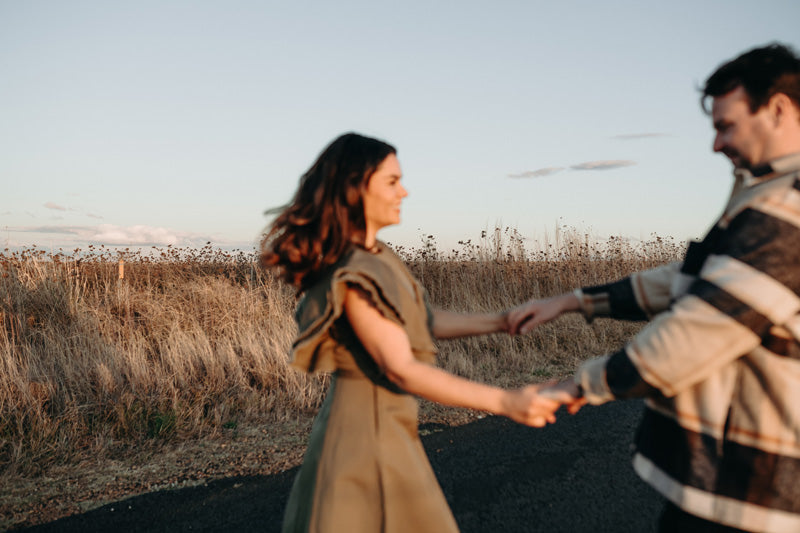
[502,293,587,428]
[508,379,587,428]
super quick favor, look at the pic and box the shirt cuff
[573,288,591,322]
[573,288,612,323]
[574,355,615,405]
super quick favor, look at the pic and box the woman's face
[362,153,408,234]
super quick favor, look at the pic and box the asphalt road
[19,400,665,533]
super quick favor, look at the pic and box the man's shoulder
[723,171,799,228]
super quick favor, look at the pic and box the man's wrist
[574,355,614,404]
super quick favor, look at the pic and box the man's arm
[508,261,683,335]
[577,202,800,404]
[576,261,684,323]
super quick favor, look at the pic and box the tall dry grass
[0,229,684,476]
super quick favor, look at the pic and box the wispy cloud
[8,224,226,248]
[508,167,565,179]
[13,225,89,235]
[42,200,105,220]
[611,133,668,140]
[509,159,637,179]
[570,160,636,171]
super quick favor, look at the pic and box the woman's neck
[364,228,378,250]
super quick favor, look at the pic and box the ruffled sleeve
[290,245,438,373]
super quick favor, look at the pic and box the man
[509,43,800,532]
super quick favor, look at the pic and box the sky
[3,1,800,254]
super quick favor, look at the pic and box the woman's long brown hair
[260,132,396,291]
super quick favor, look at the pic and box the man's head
[702,43,800,170]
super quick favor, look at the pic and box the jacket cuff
[573,288,610,324]
[573,288,592,322]
[574,355,615,405]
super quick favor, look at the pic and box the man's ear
[768,92,800,127]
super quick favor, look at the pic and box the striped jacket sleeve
[577,180,800,404]
[575,261,683,322]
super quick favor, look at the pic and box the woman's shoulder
[296,243,404,321]
[343,240,397,266]
[292,240,435,372]
[333,241,406,283]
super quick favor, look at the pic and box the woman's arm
[345,289,564,427]
[430,309,508,339]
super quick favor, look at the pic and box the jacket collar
[734,152,800,186]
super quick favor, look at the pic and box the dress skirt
[281,371,459,533]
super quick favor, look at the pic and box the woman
[261,132,560,533]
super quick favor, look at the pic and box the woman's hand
[539,378,587,415]
[506,292,581,335]
[499,309,516,335]
[500,383,563,427]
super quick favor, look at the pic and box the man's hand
[501,382,563,427]
[539,378,587,414]
[506,292,580,335]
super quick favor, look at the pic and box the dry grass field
[0,227,684,529]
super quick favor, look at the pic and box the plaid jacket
[574,152,800,532]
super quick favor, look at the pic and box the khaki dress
[281,242,459,533]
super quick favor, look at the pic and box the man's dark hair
[702,43,800,114]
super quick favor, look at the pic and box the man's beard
[724,149,750,170]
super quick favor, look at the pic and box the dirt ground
[5,400,665,533]
[1,404,483,531]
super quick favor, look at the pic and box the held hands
[539,378,587,415]
[502,379,587,428]
[505,292,580,335]
[498,292,587,427]
[502,383,561,427]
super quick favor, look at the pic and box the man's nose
[713,133,724,152]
